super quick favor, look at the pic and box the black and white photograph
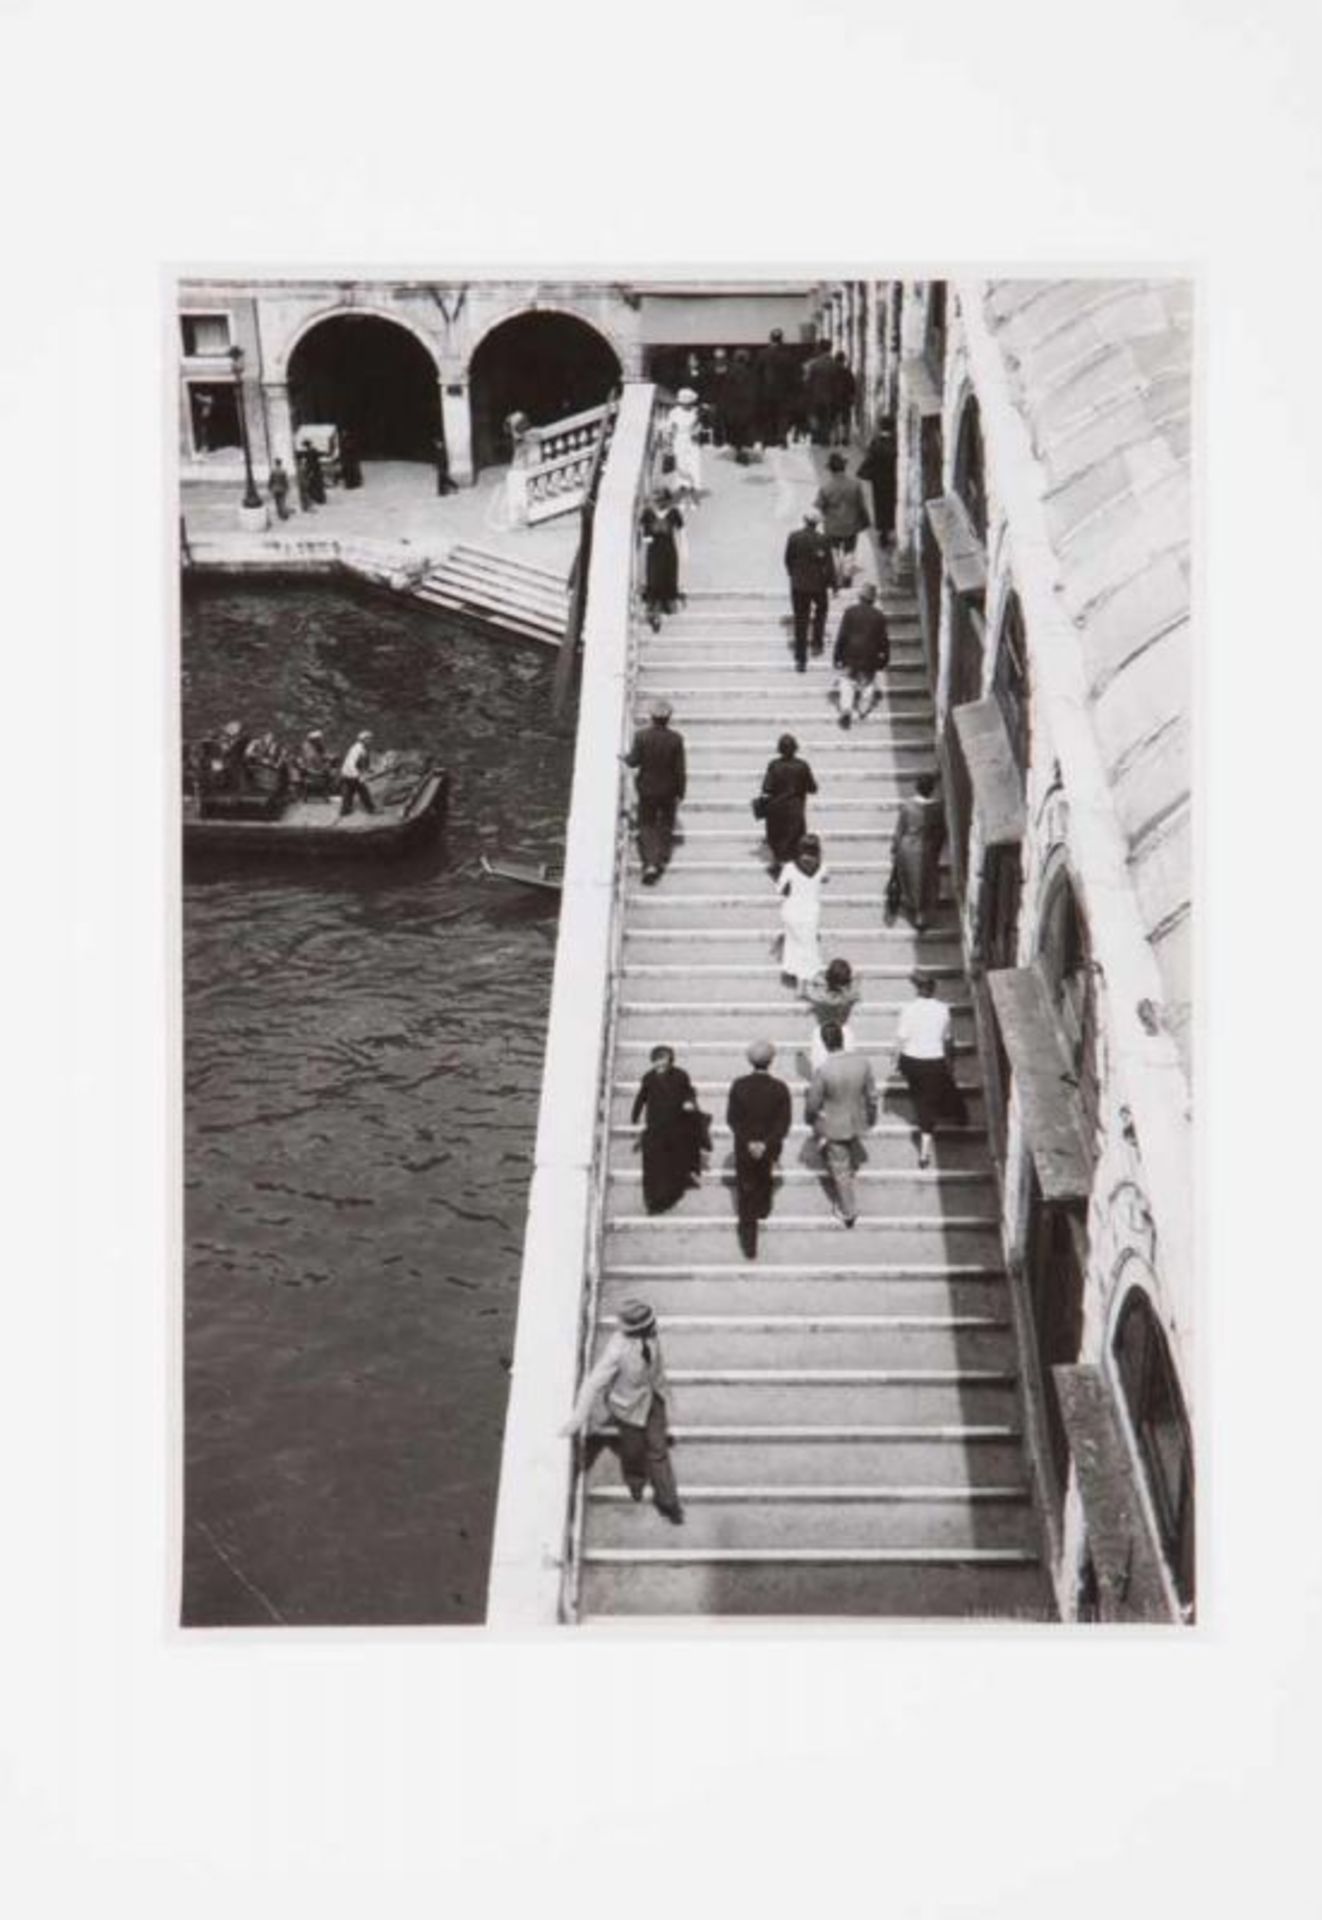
[13,0,1322,1910]
[178,273,1194,1628]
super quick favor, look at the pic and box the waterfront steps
[413,541,568,644]
[575,585,1053,1622]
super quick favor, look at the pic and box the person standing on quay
[624,699,686,886]
[299,438,326,505]
[268,457,292,521]
[561,1299,684,1525]
[805,1021,878,1228]
[816,452,871,590]
[758,732,818,872]
[830,579,890,729]
[338,425,363,490]
[894,971,968,1168]
[890,773,946,932]
[631,1044,704,1214]
[727,1040,792,1259]
[783,507,834,671]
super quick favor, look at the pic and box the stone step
[677,796,936,819]
[605,1167,995,1218]
[434,552,568,610]
[622,863,947,897]
[612,1047,975,1096]
[576,1556,1051,1620]
[615,1001,970,1034]
[591,1317,1015,1372]
[585,1491,1037,1553]
[592,1428,1025,1488]
[412,584,558,644]
[449,540,569,589]
[608,1083,984,1128]
[619,902,948,937]
[609,1123,991,1172]
[605,1218,1001,1267]
[598,1269,1007,1318]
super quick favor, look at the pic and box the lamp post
[228,343,266,516]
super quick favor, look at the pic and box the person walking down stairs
[726,1039,791,1259]
[561,1300,684,1526]
[623,699,686,886]
[893,970,968,1168]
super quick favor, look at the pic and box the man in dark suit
[805,1022,878,1227]
[758,328,801,448]
[830,580,891,728]
[783,509,834,671]
[623,699,686,885]
[726,1039,792,1258]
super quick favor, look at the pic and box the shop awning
[951,699,1026,847]
[986,966,1093,1201]
[1052,1364,1174,1622]
[925,494,988,596]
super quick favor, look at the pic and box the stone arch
[284,309,444,461]
[466,305,623,471]
[952,381,988,541]
[275,301,443,385]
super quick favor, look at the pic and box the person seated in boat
[295,728,333,797]
[191,736,220,797]
[218,720,251,790]
[339,730,376,817]
[242,730,290,801]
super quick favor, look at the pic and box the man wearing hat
[561,1298,683,1524]
[783,508,834,670]
[805,1021,878,1228]
[726,1040,792,1258]
[339,729,376,817]
[830,579,891,729]
[623,699,686,885]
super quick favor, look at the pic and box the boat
[183,749,450,859]
[479,853,563,893]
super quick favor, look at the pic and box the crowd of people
[264,430,366,523]
[191,722,382,817]
[570,339,955,1525]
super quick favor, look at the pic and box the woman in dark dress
[759,732,818,871]
[857,416,898,547]
[641,488,684,630]
[890,773,946,932]
[631,1045,704,1213]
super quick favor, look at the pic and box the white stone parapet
[485,384,656,1627]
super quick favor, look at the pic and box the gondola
[183,751,450,860]
[479,854,563,893]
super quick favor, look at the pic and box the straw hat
[676,387,698,405]
[618,1299,658,1336]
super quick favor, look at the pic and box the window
[980,845,1022,1157]
[993,592,1030,780]
[181,312,232,357]
[1113,1289,1195,1611]
[187,381,241,455]
[953,394,988,544]
[1038,870,1098,1154]
[944,596,985,897]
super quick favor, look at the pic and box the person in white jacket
[560,1299,683,1524]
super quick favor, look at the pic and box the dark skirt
[899,1054,968,1134]
[764,793,806,864]
[641,1111,703,1213]
[645,530,680,608]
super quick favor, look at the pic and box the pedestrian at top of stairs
[560,1299,684,1525]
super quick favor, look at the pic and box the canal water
[180,579,574,1625]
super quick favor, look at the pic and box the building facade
[823,276,1195,1622]
[175,278,815,487]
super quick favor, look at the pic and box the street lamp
[228,344,264,511]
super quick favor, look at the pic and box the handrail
[562,395,664,1619]
[556,395,619,713]
[484,384,659,1627]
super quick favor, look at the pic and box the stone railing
[485,384,658,1626]
[515,402,612,525]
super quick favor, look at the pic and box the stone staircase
[573,585,1053,1620]
[411,541,569,645]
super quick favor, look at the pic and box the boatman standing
[622,699,686,886]
[339,730,376,817]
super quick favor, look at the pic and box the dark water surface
[181,580,574,1624]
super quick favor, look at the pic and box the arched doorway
[468,311,621,471]
[287,314,442,461]
[1112,1286,1194,1611]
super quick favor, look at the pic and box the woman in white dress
[776,835,829,990]
[666,388,703,505]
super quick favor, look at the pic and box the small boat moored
[184,748,450,859]
[479,854,563,893]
